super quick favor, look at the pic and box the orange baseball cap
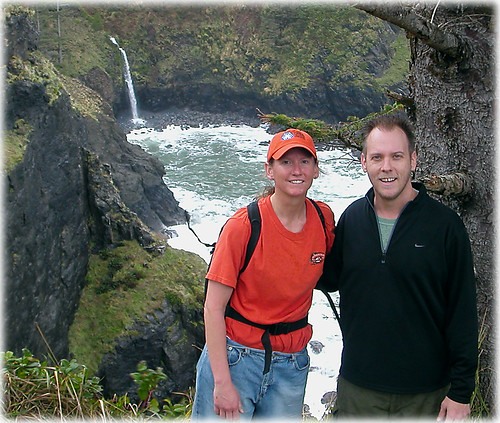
[267,128,317,162]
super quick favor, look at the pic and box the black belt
[225,305,308,374]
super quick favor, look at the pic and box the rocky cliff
[5,9,205,401]
[34,5,409,124]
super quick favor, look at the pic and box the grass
[59,74,112,119]
[36,5,120,81]
[375,31,411,89]
[2,348,193,419]
[4,119,33,173]
[7,52,64,104]
[3,349,104,419]
[470,308,493,417]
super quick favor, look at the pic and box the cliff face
[34,5,409,124]
[96,296,205,404]
[6,80,91,360]
[5,11,188,361]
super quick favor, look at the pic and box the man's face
[360,127,417,209]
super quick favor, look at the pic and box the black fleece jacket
[322,183,478,403]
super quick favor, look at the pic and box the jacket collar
[365,182,427,209]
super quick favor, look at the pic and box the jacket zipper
[366,195,412,264]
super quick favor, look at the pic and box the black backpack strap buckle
[225,305,308,375]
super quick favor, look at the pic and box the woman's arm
[204,280,243,419]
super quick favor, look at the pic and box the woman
[192,128,335,420]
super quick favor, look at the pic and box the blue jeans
[191,337,310,420]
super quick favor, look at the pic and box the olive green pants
[332,376,450,419]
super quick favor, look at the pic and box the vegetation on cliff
[34,4,408,112]
[4,119,33,173]
[8,47,111,117]
[69,240,206,376]
[5,36,110,171]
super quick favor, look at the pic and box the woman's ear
[265,162,274,180]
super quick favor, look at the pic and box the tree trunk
[57,2,62,64]
[357,2,495,414]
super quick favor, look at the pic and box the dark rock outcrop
[6,10,38,60]
[134,80,392,126]
[97,298,204,404]
[84,113,185,234]
[79,66,116,106]
[84,149,156,249]
[6,81,92,360]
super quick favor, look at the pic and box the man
[322,113,478,419]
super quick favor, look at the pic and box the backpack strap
[239,201,261,275]
[308,197,326,235]
[207,198,339,374]
[228,200,309,374]
[308,199,341,323]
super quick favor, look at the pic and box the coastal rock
[309,340,325,354]
[134,80,392,127]
[6,10,38,60]
[97,298,204,403]
[83,113,185,233]
[321,391,337,406]
[6,75,94,359]
[79,66,116,107]
[84,149,156,249]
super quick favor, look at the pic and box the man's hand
[437,396,471,421]
[213,381,244,420]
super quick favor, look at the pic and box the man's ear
[361,153,367,172]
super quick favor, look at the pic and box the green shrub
[2,349,193,419]
[2,349,102,418]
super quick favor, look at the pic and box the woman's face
[266,147,319,198]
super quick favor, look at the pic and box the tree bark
[419,172,472,196]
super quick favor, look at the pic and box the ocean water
[127,123,371,419]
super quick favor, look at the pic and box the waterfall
[110,37,140,122]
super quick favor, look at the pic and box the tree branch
[386,90,414,109]
[418,172,472,196]
[354,3,461,58]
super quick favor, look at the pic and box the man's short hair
[361,112,416,154]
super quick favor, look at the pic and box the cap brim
[271,144,317,160]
